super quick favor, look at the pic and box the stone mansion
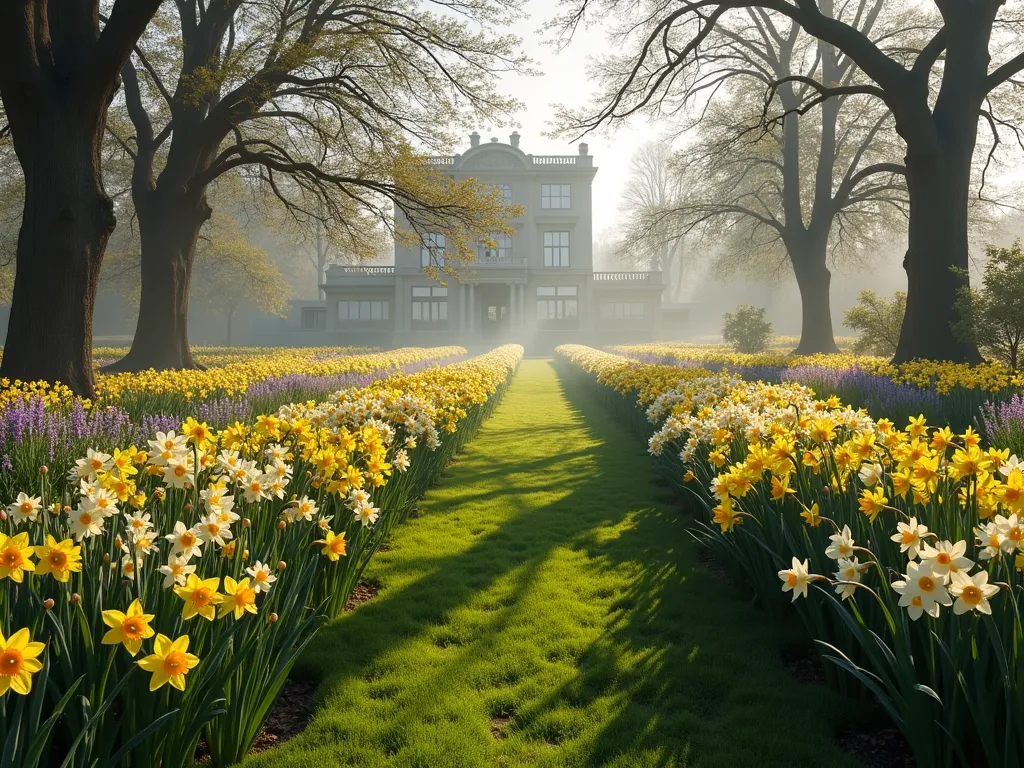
[286,132,669,352]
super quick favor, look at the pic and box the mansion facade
[288,132,666,352]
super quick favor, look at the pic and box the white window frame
[535,286,578,326]
[497,184,513,204]
[541,184,570,209]
[481,233,512,262]
[411,286,449,326]
[337,301,390,322]
[420,233,446,267]
[543,231,570,268]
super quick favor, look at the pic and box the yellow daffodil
[315,530,348,561]
[218,577,258,619]
[32,536,82,582]
[137,634,199,691]
[102,598,156,656]
[173,574,224,621]
[0,627,45,696]
[0,533,35,583]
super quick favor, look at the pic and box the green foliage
[722,304,772,353]
[843,289,907,356]
[954,240,1024,370]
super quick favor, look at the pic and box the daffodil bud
[268,612,279,624]
[277,520,287,530]
[70,593,81,605]
[39,465,48,475]
[0,510,6,521]
[185,502,193,513]
[277,560,287,571]
[43,598,54,611]
[243,518,252,528]
[104,553,111,565]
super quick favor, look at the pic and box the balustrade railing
[593,271,661,282]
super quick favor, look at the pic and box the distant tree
[618,142,689,301]
[191,216,291,345]
[723,304,773,353]
[844,290,907,356]
[954,242,1024,371]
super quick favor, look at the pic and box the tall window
[541,184,570,209]
[600,302,645,320]
[497,184,512,204]
[337,301,390,322]
[421,233,446,267]
[536,286,578,328]
[480,233,512,262]
[411,286,448,326]
[301,307,326,329]
[543,231,570,267]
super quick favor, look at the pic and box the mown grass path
[245,360,861,768]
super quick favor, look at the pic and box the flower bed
[611,342,1023,433]
[558,344,1024,767]
[0,345,521,768]
[0,347,467,499]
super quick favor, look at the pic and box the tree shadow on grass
[245,361,860,768]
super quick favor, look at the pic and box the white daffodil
[949,570,999,615]
[825,525,856,561]
[778,556,812,601]
[891,517,929,560]
[892,561,951,620]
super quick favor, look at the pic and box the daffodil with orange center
[0,627,45,696]
[33,536,82,582]
[102,598,156,656]
[218,577,258,619]
[0,533,35,582]
[137,634,199,691]
[315,530,348,561]
[173,574,224,621]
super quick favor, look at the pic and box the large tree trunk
[892,151,982,364]
[0,110,114,397]
[103,193,211,372]
[790,239,841,355]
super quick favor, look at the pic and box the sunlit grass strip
[558,343,1024,767]
[0,345,521,768]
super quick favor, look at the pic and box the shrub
[721,304,772,353]
[843,289,906,356]
[954,240,1024,371]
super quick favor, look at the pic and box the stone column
[468,283,475,333]
[459,283,466,332]
[509,282,516,327]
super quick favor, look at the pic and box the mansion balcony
[593,271,663,285]
[324,265,396,286]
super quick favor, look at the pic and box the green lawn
[244,359,862,768]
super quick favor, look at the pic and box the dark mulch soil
[837,725,915,768]
[194,679,317,762]
[251,679,318,753]
[781,648,827,686]
[489,715,513,740]
[344,581,380,612]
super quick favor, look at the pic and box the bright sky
[469,1,658,236]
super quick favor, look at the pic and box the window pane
[537,286,556,296]
[560,231,569,246]
[433,287,448,297]
[566,300,577,318]
[358,301,369,319]
[439,302,448,321]
[383,302,390,320]
[371,302,382,320]
[413,287,430,297]
[337,302,348,321]
[412,302,422,321]
[557,286,576,296]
